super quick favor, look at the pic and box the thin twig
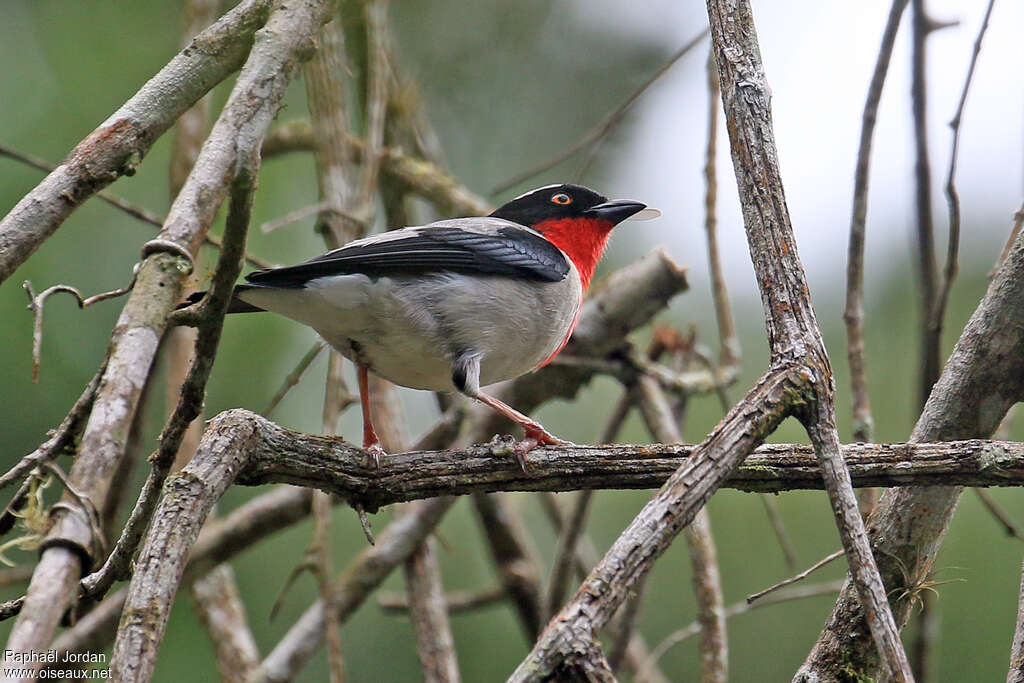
[536,492,670,683]
[261,341,329,418]
[403,534,461,682]
[636,580,845,683]
[491,29,709,195]
[844,0,909,443]
[703,49,739,367]
[24,275,137,382]
[635,374,727,682]
[82,163,257,602]
[911,0,942,407]
[912,589,940,681]
[910,3,958,677]
[313,491,345,683]
[318,355,349,680]
[606,571,650,672]
[1008,555,1024,682]
[259,200,333,234]
[973,488,1024,543]
[747,549,844,604]
[190,564,261,682]
[931,0,998,364]
[378,584,507,614]
[260,121,492,217]
[551,351,735,398]
[759,495,798,572]
[254,497,456,683]
[357,0,390,215]
[0,362,106,492]
[471,493,543,641]
[0,143,270,270]
[544,490,594,620]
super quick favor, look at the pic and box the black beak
[583,200,648,225]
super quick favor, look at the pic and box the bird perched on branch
[190,183,657,469]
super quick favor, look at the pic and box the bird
[192,183,656,469]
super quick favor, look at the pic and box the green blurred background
[1,1,1022,680]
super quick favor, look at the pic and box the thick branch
[1009,555,1024,683]
[99,3,334,681]
[799,215,1024,679]
[0,0,274,284]
[507,368,794,680]
[706,1,910,677]
[109,413,262,682]
[41,487,314,667]
[195,410,1024,501]
[636,375,727,682]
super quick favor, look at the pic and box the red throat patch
[532,217,615,290]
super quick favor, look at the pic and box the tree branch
[506,1,914,676]
[0,0,274,284]
[911,0,942,406]
[82,146,256,603]
[99,2,334,680]
[403,537,461,683]
[636,375,727,682]
[932,0,997,362]
[108,411,262,682]
[798,205,1024,680]
[186,411,1024,503]
[262,119,492,217]
[492,29,709,195]
[252,496,455,683]
[844,0,909,443]
[0,143,270,270]
[35,487,314,669]
[1009,554,1024,683]
[190,564,261,682]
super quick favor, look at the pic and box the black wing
[245,224,570,288]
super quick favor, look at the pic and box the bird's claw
[512,427,571,472]
[363,441,387,470]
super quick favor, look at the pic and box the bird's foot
[512,426,571,473]
[363,441,387,470]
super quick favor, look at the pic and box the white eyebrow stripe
[511,184,561,201]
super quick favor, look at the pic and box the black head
[489,184,646,227]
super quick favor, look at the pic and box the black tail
[177,286,265,313]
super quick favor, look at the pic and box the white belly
[236,270,582,392]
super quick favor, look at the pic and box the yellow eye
[551,192,572,205]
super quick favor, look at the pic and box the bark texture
[797,228,1024,680]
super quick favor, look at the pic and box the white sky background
[571,1,1023,306]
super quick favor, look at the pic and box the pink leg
[475,392,569,471]
[357,364,386,468]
